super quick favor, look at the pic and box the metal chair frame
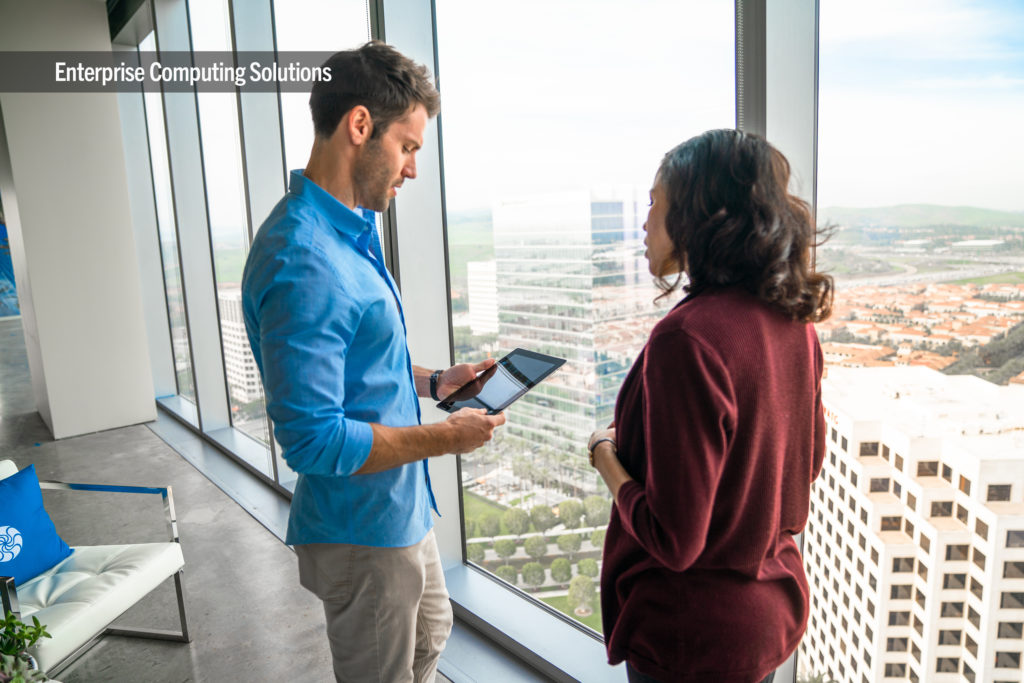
[0,480,191,676]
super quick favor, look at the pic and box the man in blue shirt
[242,42,504,682]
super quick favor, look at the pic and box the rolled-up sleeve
[252,243,373,476]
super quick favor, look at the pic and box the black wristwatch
[429,369,443,401]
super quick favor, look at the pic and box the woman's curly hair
[656,129,833,323]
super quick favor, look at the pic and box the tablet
[436,348,566,415]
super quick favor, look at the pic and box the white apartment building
[467,260,498,335]
[801,366,1024,683]
[217,287,262,405]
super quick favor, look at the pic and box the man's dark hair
[309,41,440,139]
[656,129,834,323]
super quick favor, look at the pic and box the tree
[590,529,606,547]
[550,558,572,584]
[557,533,582,562]
[558,499,584,529]
[568,575,596,616]
[495,565,517,584]
[479,514,501,538]
[578,558,598,578]
[524,535,548,561]
[583,495,612,527]
[530,505,557,534]
[464,518,478,540]
[521,562,545,588]
[493,538,517,560]
[503,507,531,537]
[466,543,486,564]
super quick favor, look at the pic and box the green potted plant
[0,611,51,682]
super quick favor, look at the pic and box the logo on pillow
[0,526,23,562]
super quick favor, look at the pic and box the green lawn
[952,270,1024,285]
[540,594,603,633]
[462,490,509,534]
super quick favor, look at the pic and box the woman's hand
[588,427,633,501]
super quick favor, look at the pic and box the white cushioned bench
[0,459,190,675]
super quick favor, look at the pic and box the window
[893,557,914,573]
[941,601,964,618]
[831,427,838,443]
[904,519,914,537]
[841,436,848,452]
[974,548,986,570]
[859,441,879,456]
[931,501,953,517]
[943,571,967,588]
[190,0,274,458]
[894,454,904,471]
[435,0,735,631]
[888,611,910,626]
[999,622,1024,639]
[1003,593,1024,609]
[917,563,928,581]
[938,629,961,645]
[990,485,1012,502]
[907,492,916,511]
[1010,531,1024,548]
[918,461,939,477]
[1005,562,1024,579]
[139,33,196,404]
[971,578,984,600]
[936,657,959,673]
[966,635,978,657]
[946,544,969,561]
[976,519,989,540]
[959,476,972,495]
[884,663,906,677]
[891,584,912,599]
[915,587,926,609]
[920,534,931,553]
[995,651,1021,668]
[272,0,370,174]
[941,464,953,482]
[886,637,908,652]
[957,504,969,524]
[870,477,889,493]
[882,516,901,531]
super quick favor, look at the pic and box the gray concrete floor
[0,318,453,682]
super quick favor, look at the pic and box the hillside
[943,320,1024,385]
[820,204,1024,229]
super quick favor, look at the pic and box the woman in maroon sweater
[589,130,833,683]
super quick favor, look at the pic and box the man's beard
[353,138,394,213]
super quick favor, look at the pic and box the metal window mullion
[126,41,178,399]
[735,0,766,135]
[378,0,458,566]
[153,0,231,431]
[230,0,289,481]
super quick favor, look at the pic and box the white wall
[0,0,156,438]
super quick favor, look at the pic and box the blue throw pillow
[0,464,73,586]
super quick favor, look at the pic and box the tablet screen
[437,348,566,414]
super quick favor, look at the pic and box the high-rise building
[801,366,1024,683]
[467,260,498,336]
[491,189,676,494]
[217,286,262,404]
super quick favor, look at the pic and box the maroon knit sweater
[601,288,825,682]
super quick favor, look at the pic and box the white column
[0,0,156,438]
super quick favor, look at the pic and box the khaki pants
[295,529,453,683]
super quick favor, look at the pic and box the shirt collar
[288,169,377,238]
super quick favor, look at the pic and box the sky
[817,0,1024,211]
[178,0,1024,235]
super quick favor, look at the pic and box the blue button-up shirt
[242,170,437,547]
